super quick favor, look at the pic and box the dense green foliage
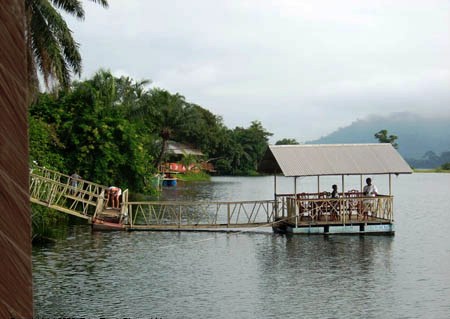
[29,70,273,193]
[31,204,69,243]
[275,138,299,145]
[441,162,450,170]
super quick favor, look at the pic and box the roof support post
[341,175,345,195]
[389,173,392,196]
[360,175,363,192]
[274,173,278,219]
[274,173,277,200]
[317,176,320,194]
[294,176,297,195]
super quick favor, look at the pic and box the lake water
[33,173,450,318]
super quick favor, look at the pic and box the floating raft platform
[274,217,394,235]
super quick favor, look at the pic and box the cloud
[66,0,450,141]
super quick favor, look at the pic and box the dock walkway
[29,165,277,231]
[29,165,395,233]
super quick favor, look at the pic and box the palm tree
[25,0,108,91]
[147,89,194,169]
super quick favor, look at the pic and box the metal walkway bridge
[29,165,278,231]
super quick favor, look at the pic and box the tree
[25,0,108,90]
[275,138,299,145]
[374,129,398,149]
[138,89,195,169]
[29,71,156,192]
[229,121,272,174]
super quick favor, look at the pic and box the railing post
[227,203,230,228]
[129,205,133,227]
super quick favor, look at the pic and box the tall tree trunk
[0,0,33,316]
[153,138,168,170]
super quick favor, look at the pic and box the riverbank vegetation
[413,162,450,173]
[29,69,273,194]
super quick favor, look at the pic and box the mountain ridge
[307,112,450,161]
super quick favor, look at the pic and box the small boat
[162,177,177,187]
[160,171,179,187]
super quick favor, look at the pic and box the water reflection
[33,174,450,318]
[252,234,395,318]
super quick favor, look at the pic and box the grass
[413,168,450,173]
[177,171,211,181]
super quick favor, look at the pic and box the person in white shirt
[363,178,378,197]
[362,178,378,219]
[108,186,122,208]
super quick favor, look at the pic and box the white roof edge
[260,143,412,176]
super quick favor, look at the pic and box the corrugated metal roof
[258,144,413,176]
[166,141,204,156]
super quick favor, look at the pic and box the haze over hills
[307,112,450,161]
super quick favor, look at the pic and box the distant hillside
[308,112,450,165]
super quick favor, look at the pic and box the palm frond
[88,0,108,8]
[26,0,108,89]
[27,0,82,88]
[50,0,84,19]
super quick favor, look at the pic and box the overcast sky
[66,0,450,142]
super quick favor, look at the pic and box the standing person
[362,178,378,219]
[70,172,82,194]
[330,184,339,220]
[331,184,339,198]
[363,178,378,197]
[108,186,122,208]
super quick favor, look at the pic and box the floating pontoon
[258,143,412,235]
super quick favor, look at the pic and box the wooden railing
[29,165,280,228]
[284,194,394,224]
[30,165,109,219]
[127,200,279,227]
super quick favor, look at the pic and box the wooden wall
[0,0,33,317]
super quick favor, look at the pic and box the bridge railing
[127,200,279,227]
[30,165,108,219]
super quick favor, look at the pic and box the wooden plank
[30,198,90,219]
[64,194,97,206]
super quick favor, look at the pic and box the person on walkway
[108,186,122,208]
[70,172,82,194]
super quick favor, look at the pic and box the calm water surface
[33,174,450,318]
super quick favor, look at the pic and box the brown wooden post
[0,0,33,316]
